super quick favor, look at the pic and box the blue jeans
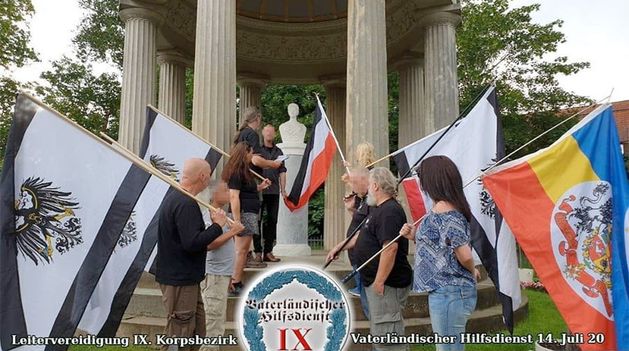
[428,284,477,351]
[352,264,370,320]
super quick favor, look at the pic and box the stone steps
[137,256,360,291]
[121,252,509,351]
[116,295,529,351]
[125,278,499,321]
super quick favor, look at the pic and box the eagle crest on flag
[117,212,137,248]
[551,181,613,318]
[478,160,498,219]
[150,154,179,181]
[14,177,83,265]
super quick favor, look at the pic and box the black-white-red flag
[284,97,336,211]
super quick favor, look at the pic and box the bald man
[155,158,229,349]
[252,124,287,263]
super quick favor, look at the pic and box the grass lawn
[71,290,564,351]
[411,289,567,351]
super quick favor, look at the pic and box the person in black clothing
[222,142,271,296]
[155,158,244,349]
[326,167,412,351]
[234,106,282,268]
[329,167,371,318]
[235,106,283,174]
[255,124,287,263]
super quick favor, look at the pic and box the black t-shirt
[260,144,287,195]
[236,127,263,175]
[347,195,369,264]
[155,190,223,286]
[228,173,261,214]
[353,198,412,288]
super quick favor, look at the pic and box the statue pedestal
[274,142,311,257]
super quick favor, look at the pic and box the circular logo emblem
[550,181,613,319]
[237,265,351,351]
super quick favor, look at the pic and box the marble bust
[279,103,307,145]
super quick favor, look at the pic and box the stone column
[423,12,461,132]
[118,8,160,154]
[393,55,425,236]
[395,54,426,147]
[322,79,347,251]
[157,50,190,124]
[346,0,389,164]
[238,74,267,128]
[192,0,236,158]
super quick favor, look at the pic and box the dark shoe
[264,253,281,262]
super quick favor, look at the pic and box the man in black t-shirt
[326,167,412,351]
[255,124,287,262]
[156,158,243,349]
[330,167,371,317]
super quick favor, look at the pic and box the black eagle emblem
[117,212,137,248]
[15,177,83,265]
[150,154,179,181]
[478,159,498,219]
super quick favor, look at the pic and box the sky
[11,0,629,101]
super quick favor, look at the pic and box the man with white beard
[326,167,412,351]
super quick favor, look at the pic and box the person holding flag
[155,158,233,349]
[333,166,372,318]
[327,167,412,351]
[200,179,245,351]
[222,142,271,296]
[400,155,480,351]
[234,106,281,268]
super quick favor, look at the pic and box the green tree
[38,0,123,138]
[36,57,121,138]
[0,0,38,69]
[73,0,124,69]
[0,0,38,170]
[457,0,591,157]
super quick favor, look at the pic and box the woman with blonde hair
[341,142,375,183]
[354,142,376,168]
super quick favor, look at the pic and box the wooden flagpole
[340,214,425,283]
[146,105,266,181]
[366,86,493,170]
[100,133,233,224]
[338,90,615,283]
[465,92,615,188]
[20,92,228,221]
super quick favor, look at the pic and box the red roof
[561,100,629,145]
[612,100,629,145]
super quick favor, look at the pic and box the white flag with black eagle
[392,86,522,333]
[77,106,223,337]
[0,94,153,350]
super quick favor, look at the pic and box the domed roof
[237,0,348,23]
